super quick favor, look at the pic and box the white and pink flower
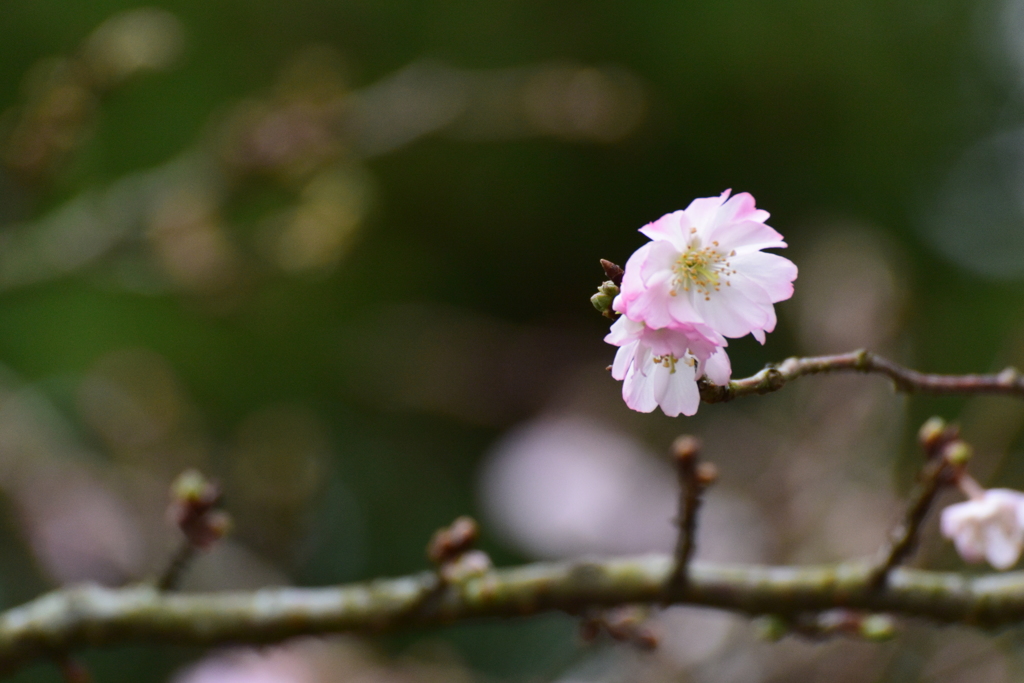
[604,191,794,416]
[615,190,797,343]
[605,316,731,417]
[940,488,1024,571]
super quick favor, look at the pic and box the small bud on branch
[599,259,624,286]
[427,516,492,584]
[580,606,658,651]
[159,470,231,591]
[427,516,479,565]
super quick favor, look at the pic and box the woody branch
[698,349,1024,403]
[6,355,1024,678]
[4,557,1024,677]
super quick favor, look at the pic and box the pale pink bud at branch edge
[940,489,1024,571]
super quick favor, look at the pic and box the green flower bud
[859,614,896,642]
[917,416,947,451]
[590,280,620,318]
[943,441,973,466]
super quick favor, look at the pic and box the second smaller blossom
[605,316,731,417]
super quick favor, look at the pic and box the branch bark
[3,556,1024,677]
[6,351,1023,676]
[699,349,1024,403]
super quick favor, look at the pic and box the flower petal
[984,523,1023,570]
[615,241,681,327]
[701,347,732,385]
[620,270,677,328]
[665,287,704,327]
[622,345,657,412]
[941,504,987,563]
[682,190,731,232]
[940,491,1024,569]
[717,191,770,225]
[706,219,786,254]
[644,323,722,359]
[638,240,680,283]
[616,243,654,310]
[691,272,772,338]
[639,211,690,250]
[610,340,638,380]
[729,251,798,303]
[652,360,699,417]
[604,315,644,347]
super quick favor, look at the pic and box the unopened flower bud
[858,614,896,641]
[918,417,960,458]
[187,510,233,549]
[942,441,973,467]
[671,435,701,463]
[917,417,947,450]
[590,292,612,314]
[206,510,233,537]
[171,469,219,507]
[427,516,479,564]
[599,259,624,286]
[696,462,718,487]
[591,281,620,317]
[167,469,230,550]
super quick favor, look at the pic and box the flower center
[671,234,736,300]
[651,354,696,374]
[653,354,678,373]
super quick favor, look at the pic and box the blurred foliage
[2,0,1024,681]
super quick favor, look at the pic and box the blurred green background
[2,1,1024,681]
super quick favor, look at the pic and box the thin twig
[868,417,967,590]
[699,349,1024,403]
[867,457,951,590]
[666,437,714,592]
[157,542,197,592]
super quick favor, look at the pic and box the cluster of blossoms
[599,193,1024,571]
[603,191,798,416]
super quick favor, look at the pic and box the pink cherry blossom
[604,316,731,417]
[615,190,797,343]
[940,488,1024,570]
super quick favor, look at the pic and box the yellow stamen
[653,354,679,373]
[672,237,729,298]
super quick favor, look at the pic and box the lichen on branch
[4,556,1024,677]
